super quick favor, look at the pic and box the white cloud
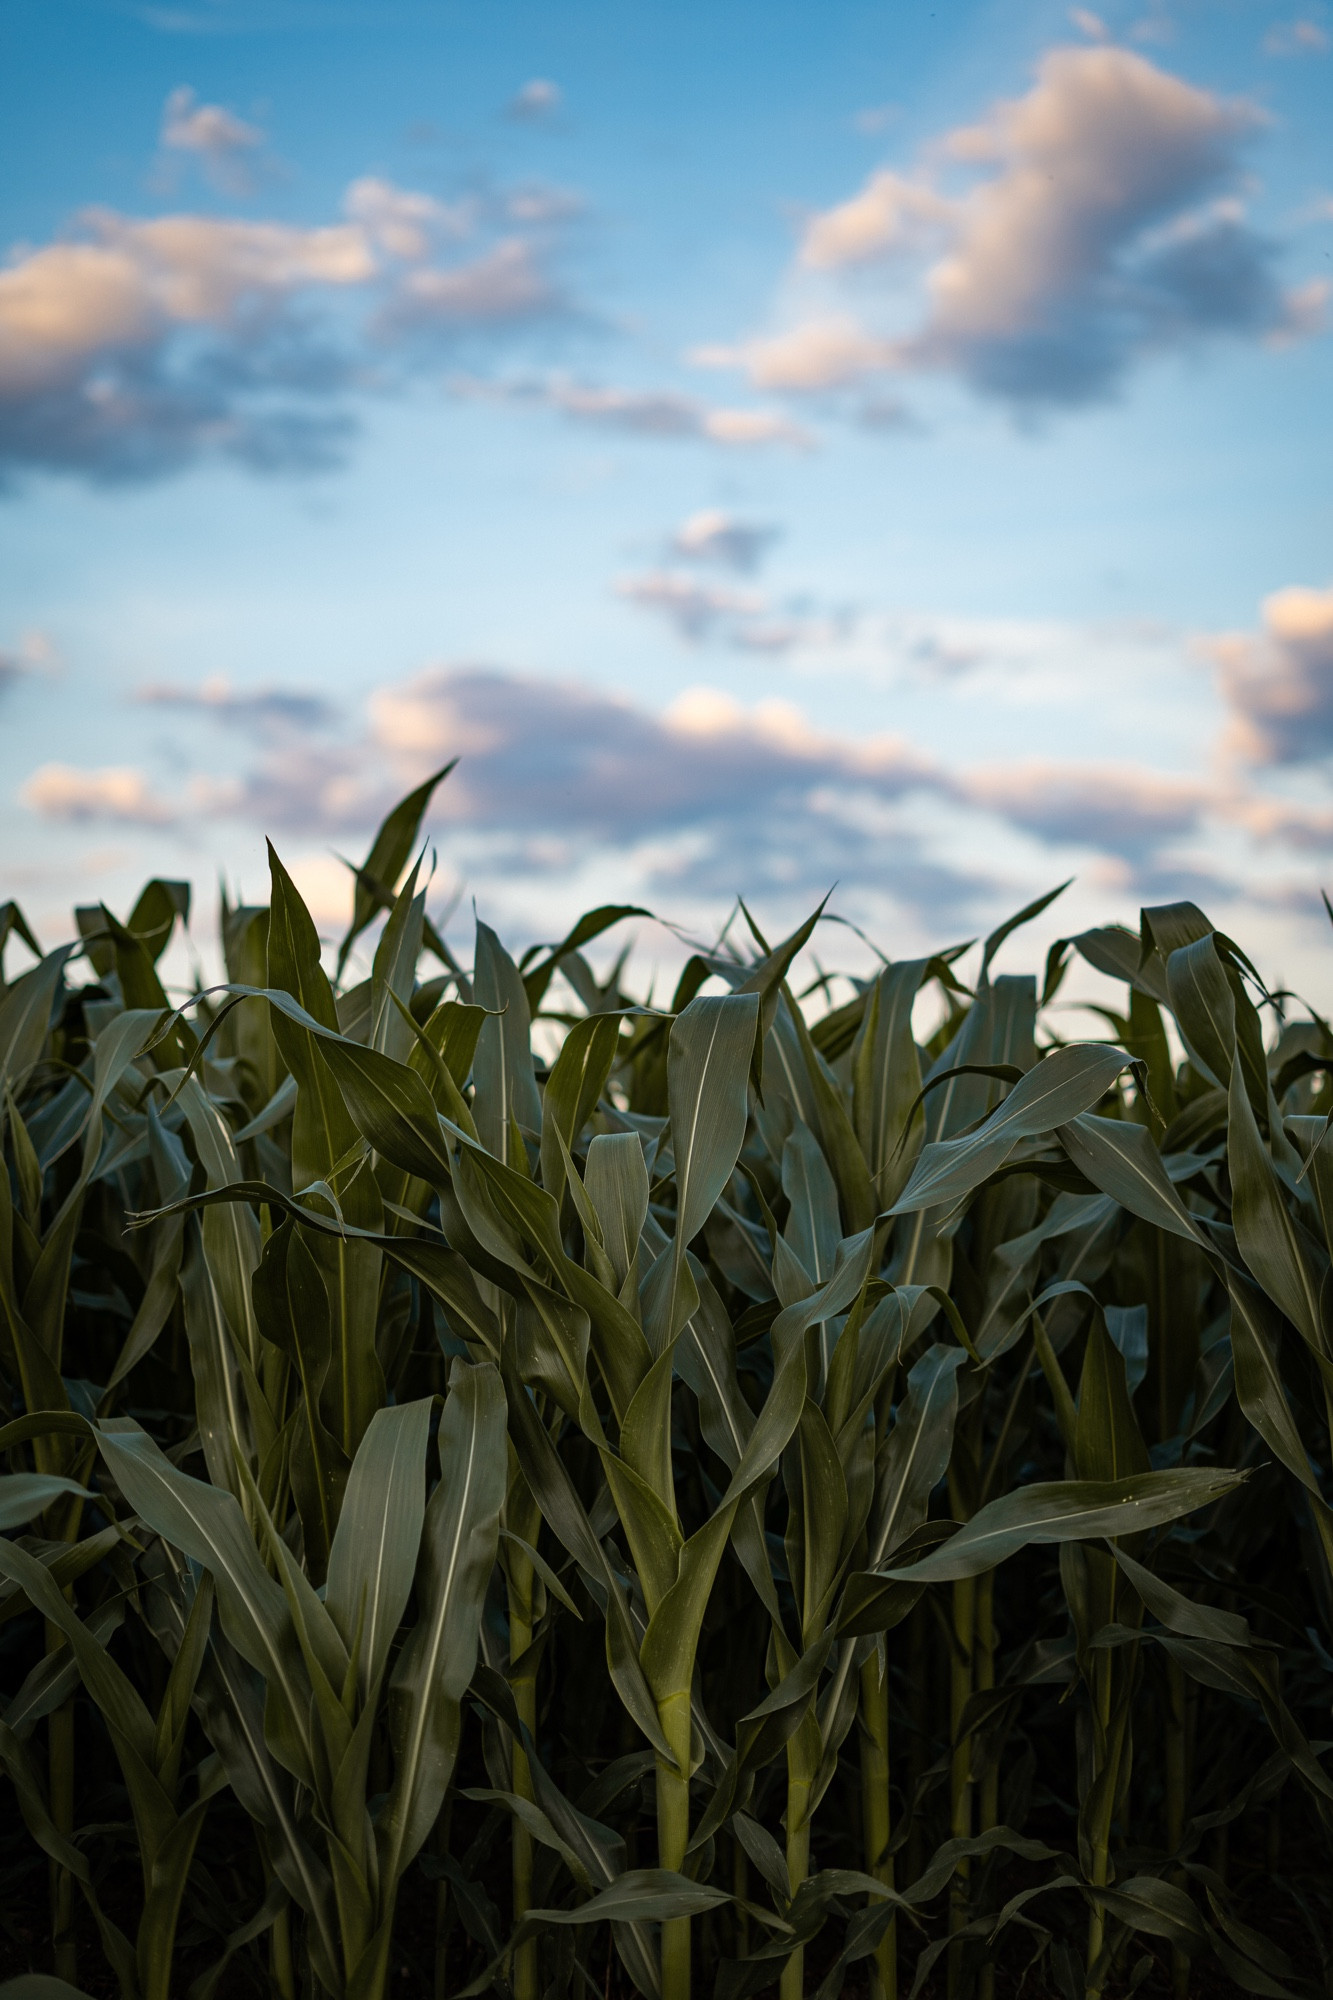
[160,87,264,193]
[136,675,338,735]
[507,79,562,121]
[0,629,59,692]
[960,761,1207,858]
[1207,583,1333,764]
[670,510,780,572]
[1263,18,1330,54]
[799,173,953,269]
[616,572,764,640]
[703,45,1316,409]
[344,177,473,258]
[386,240,559,329]
[1069,9,1110,39]
[693,319,897,392]
[22,764,176,825]
[448,372,813,448]
[0,168,580,479]
[0,212,371,402]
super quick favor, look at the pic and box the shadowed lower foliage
[1,786,1332,2000]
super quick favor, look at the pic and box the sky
[2,0,1332,996]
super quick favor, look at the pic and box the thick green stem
[906,1605,928,1886]
[509,1558,538,2000]
[948,1575,975,2000]
[780,1747,813,2000]
[47,1630,76,1986]
[860,1652,895,2000]
[270,1902,296,2000]
[656,1692,693,2000]
[974,1574,997,2000]
[1085,1668,1127,2000]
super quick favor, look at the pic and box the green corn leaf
[539,1010,624,1208]
[1074,1312,1150,1484]
[668,992,759,1250]
[266,845,364,1188]
[473,921,542,1161]
[1109,1545,1251,1647]
[851,959,931,1201]
[521,904,651,1014]
[95,1421,318,1789]
[980,880,1071,982]
[1226,1270,1324,1494]
[369,863,427,1061]
[528,1867,730,1924]
[337,764,455,980]
[378,1360,506,1884]
[890,1043,1134,1215]
[1229,1052,1328,1354]
[584,1132,650,1292]
[1056,1112,1204,1245]
[867,1343,967,1567]
[1165,934,1236,1090]
[0,1474,91,1528]
[882,1467,1245,1583]
[325,1397,432,1697]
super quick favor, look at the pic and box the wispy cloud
[136,674,339,735]
[615,573,764,641]
[1263,18,1329,55]
[0,629,58,694]
[669,510,780,573]
[22,763,176,825]
[160,86,265,194]
[448,372,813,448]
[506,78,563,122]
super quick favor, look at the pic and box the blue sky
[3,0,1332,990]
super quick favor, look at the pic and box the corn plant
[2,788,1332,2000]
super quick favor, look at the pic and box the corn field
[3,772,1333,2000]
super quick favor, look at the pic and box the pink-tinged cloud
[1208,584,1333,765]
[702,45,1317,408]
[22,763,176,825]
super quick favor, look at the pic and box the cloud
[853,104,899,137]
[448,372,813,448]
[22,763,176,825]
[617,564,850,655]
[1069,8,1110,38]
[160,87,264,194]
[694,319,897,392]
[670,509,780,572]
[960,761,1207,860]
[507,79,562,122]
[343,177,474,257]
[363,666,964,907]
[616,573,764,641]
[383,240,561,331]
[799,175,953,270]
[0,172,579,482]
[0,628,58,693]
[1263,18,1329,54]
[136,674,339,735]
[1207,583,1333,764]
[28,624,1333,939]
[703,46,1317,410]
